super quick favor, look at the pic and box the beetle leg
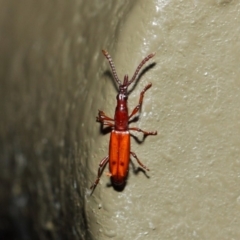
[128,83,152,120]
[130,151,149,171]
[96,110,114,123]
[102,122,114,128]
[90,155,109,194]
[129,127,157,136]
[97,110,114,127]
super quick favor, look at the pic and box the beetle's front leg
[128,83,152,120]
[96,110,115,127]
[129,127,157,136]
[96,110,114,123]
[90,155,109,194]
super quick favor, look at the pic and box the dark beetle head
[118,75,129,97]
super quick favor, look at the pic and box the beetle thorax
[115,85,129,130]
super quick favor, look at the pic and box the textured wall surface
[1,0,240,239]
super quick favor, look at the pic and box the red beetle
[90,50,157,193]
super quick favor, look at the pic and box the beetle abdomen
[109,130,130,185]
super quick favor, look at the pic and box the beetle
[90,50,157,194]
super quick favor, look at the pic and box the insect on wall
[90,50,157,195]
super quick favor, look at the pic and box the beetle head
[117,75,129,101]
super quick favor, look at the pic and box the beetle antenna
[102,50,121,86]
[128,53,155,86]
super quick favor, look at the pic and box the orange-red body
[109,130,130,185]
[90,50,157,194]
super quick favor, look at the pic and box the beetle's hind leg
[130,151,149,171]
[90,155,109,194]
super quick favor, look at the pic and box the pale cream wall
[89,0,240,239]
